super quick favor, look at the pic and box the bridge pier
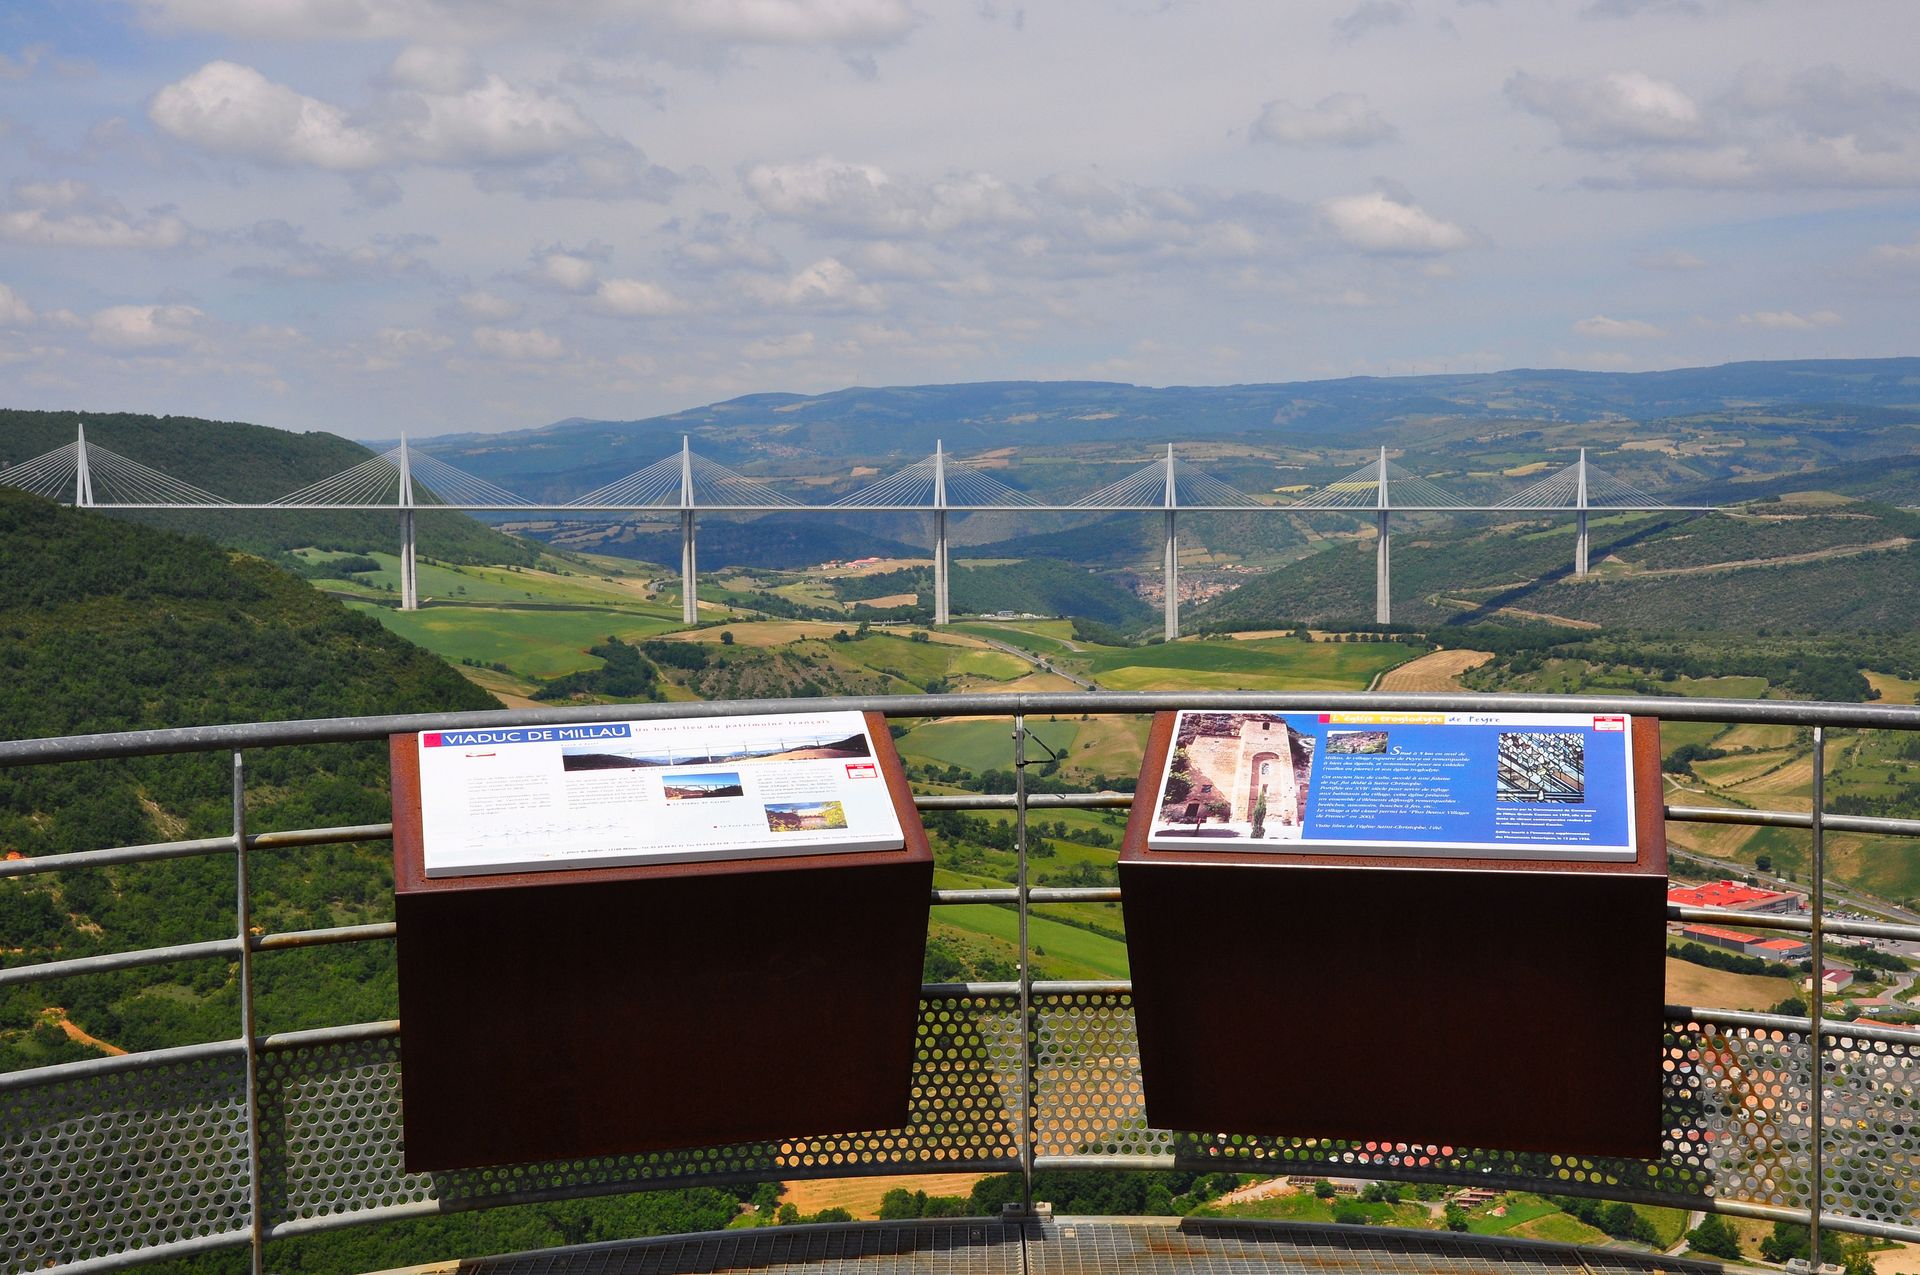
[399,509,418,611]
[680,511,698,626]
[933,509,950,626]
[1574,448,1591,577]
[1374,510,1390,626]
[1163,511,1179,641]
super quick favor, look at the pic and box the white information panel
[416,710,906,878]
[1147,709,1637,861]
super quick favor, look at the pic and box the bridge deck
[451,1218,1728,1275]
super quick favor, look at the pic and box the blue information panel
[1146,710,1636,860]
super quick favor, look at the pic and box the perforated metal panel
[1821,1023,1920,1227]
[0,1051,251,1270]
[1133,1012,1803,1210]
[12,997,1920,1273]
[1032,991,1168,1159]
[253,993,1024,1230]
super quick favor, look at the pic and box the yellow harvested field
[1717,724,1797,750]
[1693,750,1796,788]
[1868,1241,1920,1274]
[781,1173,987,1219]
[1665,820,1764,861]
[1502,461,1550,476]
[456,665,541,709]
[1665,956,1795,1012]
[835,557,927,576]
[862,593,919,609]
[1867,671,1920,705]
[1738,755,1816,806]
[1374,649,1494,691]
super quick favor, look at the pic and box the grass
[898,718,1028,772]
[1866,670,1920,704]
[928,903,1130,979]
[347,602,682,679]
[1076,639,1418,692]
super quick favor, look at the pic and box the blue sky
[0,0,1917,437]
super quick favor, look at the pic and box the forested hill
[0,409,537,567]
[0,488,495,1070]
[1191,499,1920,633]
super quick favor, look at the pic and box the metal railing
[4,689,1920,1275]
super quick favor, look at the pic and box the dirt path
[1620,537,1911,579]
[46,1011,126,1056]
[1371,649,1494,692]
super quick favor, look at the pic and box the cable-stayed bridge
[1,425,1733,637]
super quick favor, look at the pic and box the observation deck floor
[450,1217,1728,1275]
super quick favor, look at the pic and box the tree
[1313,1180,1337,1199]
[720,630,735,645]
[1686,1214,1742,1260]
[1443,1203,1469,1232]
[1760,1221,1842,1265]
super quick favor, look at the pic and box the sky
[0,0,1917,438]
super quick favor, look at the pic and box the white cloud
[745,157,1027,237]
[1738,308,1841,330]
[472,325,566,360]
[746,257,882,311]
[150,61,387,169]
[132,0,918,48]
[149,59,672,199]
[524,251,602,292]
[1873,235,1920,266]
[1636,249,1706,271]
[383,45,481,95]
[1321,191,1470,255]
[366,326,454,369]
[593,277,683,315]
[674,232,783,273]
[0,283,34,326]
[1506,70,1707,148]
[1333,1,1411,42]
[89,303,205,349]
[234,221,437,283]
[1251,94,1396,147]
[1573,315,1666,340]
[741,330,816,360]
[457,290,522,320]
[658,0,916,47]
[0,181,191,251]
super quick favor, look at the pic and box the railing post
[233,751,266,1275]
[1013,714,1035,1213]
[1809,725,1826,1267]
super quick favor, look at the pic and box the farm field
[929,903,1130,979]
[1664,955,1795,1012]
[1071,637,1420,692]
[348,601,683,681]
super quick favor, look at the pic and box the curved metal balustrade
[5,690,1920,1274]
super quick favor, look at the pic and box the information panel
[417,710,905,878]
[1146,709,1635,860]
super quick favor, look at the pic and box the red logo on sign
[423,733,443,747]
[846,763,878,780]
[1593,716,1626,731]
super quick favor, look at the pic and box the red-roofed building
[1679,923,1806,960]
[1668,879,1802,915]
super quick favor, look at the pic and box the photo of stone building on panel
[1156,712,1315,839]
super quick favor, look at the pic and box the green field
[348,602,683,679]
[308,550,670,608]
[929,903,1131,979]
[1074,638,1418,691]
[897,714,1149,780]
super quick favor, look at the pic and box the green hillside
[0,409,537,567]
[1193,502,1920,632]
